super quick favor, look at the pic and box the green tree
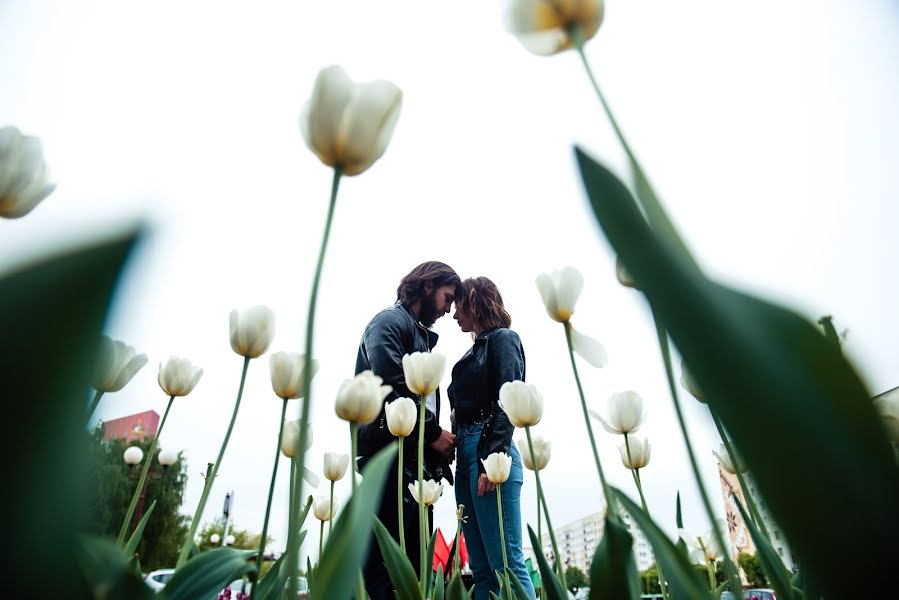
[564,565,589,592]
[84,427,189,571]
[737,552,769,588]
[195,520,271,552]
[640,564,661,594]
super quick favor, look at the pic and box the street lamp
[123,445,178,536]
[158,448,178,468]
[124,446,144,466]
[225,534,235,546]
[210,533,221,545]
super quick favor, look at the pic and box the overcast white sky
[2,0,898,564]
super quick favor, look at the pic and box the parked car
[744,589,777,600]
[144,568,175,592]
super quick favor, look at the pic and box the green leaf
[507,568,531,600]
[576,147,899,597]
[373,517,423,600]
[307,556,315,597]
[123,499,157,558]
[426,529,438,597]
[161,548,256,600]
[433,564,445,600]
[314,444,397,600]
[77,535,154,599]
[254,530,306,600]
[2,230,139,596]
[587,515,640,599]
[527,525,568,600]
[613,490,709,600]
[445,571,469,600]
[674,492,689,560]
[731,495,792,600]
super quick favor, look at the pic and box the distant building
[718,464,797,571]
[524,510,655,575]
[102,410,160,442]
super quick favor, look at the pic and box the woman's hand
[477,473,496,496]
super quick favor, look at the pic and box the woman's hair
[396,261,461,305]
[456,276,512,334]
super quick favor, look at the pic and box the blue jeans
[455,423,536,600]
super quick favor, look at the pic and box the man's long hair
[396,261,461,306]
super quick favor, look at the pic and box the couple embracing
[354,261,537,600]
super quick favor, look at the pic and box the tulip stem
[398,437,406,553]
[289,167,342,597]
[350,422,358,496]
[651,314,741,596]
[525,426,566,590]
[454,505,464,576]
[177,357,250,569]
[496,483,512,600]
[85,389,105,425]
[417,394,427,595]
[706,559,717,591]
[117,394,175,547]
[563,322,617,514]
[329,480,335,538]
[710,409,769,539]
[249,397,288,600]
[319,519,325,565]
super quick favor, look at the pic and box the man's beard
[419,291,439,328]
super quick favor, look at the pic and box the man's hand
[477,473,496,497]
[429,429,456,462]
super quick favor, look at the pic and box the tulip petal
[339,80,403,176]
[570,327,608,368]
[302,65,354,167]
[303,467,320,489]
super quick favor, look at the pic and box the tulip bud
[402,352,446,397]
[482,452,512,484]
[616,257,638,289]
[618,435,651,470]
[158,356,204,397]
[93,336,148,393]
[299,65,403,176]
[499,381,543,428]
[0,126,56,219]
[506,0,604,56]
[713,444,743,475]
[323,452,350,482]
[535,267,584,323]
[385,397,417,437]
[680,363,706,404]
[519,435,551,471]
[280,419,313,458]
[270,351,319,400]
[158,448,178,467]
[123,446,144,465]
[229,305,275,359]
[313,496,337,521]
[407,479,444,506]
[873,388,899,443]
[590,391,646,435]
[335,371,392,425]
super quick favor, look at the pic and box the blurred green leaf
[576,146,899,597]
[445,571,469,600]
[426,529,438,597]
[508,568,531,600]
[732,495,792,600]
[123,499,156,558]
[161,548,256,600]
[434,564,445,600]
[314,444,396,600]
[1,230,139,597]
[613,490,709,600]
[587,515,640,599]
[254,530,305,600]
[78,535,154,599]
[528,525,568,600]
[373,517,422,600]
[674,492,689,560]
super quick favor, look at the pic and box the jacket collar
[396,302,439,348]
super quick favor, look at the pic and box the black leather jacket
[355,302,453,484]
[448,328,525,475]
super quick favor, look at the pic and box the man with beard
[356,261,460,600]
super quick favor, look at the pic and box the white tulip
[313,495,337,522]
[158,448,178,467]
[680,363,707,404]
[498,381,543,427]
[873,389,899,443]
[158,356,204,397]
[482,452,513,484]
[92,336,148,393]
[209,533,221,545]
[280,419,313,458]
[123,446,144,465]
[616,257,638,289]
[407,479,444,506]
[323,452,350,482]
[519,435,551,471]
[569,326,608,368]
[299,65,403,176]
[506,0,604,56]
[385,397,417,437]
[679,523,725,562]
[713,444,743,475]
[335,371,393,425]
[0,126,55,219]
[229,305,275,359]
[535,267,584,323]
[618,435,651,470]
[270,352,319,400]
[402,352,446,397]
[590,391,646,435]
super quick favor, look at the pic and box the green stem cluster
[397,437,406,553]
[117,394,175,546]
[177,357,250,569]
[525,427,566,590]
[288,167,342,597]
[496,483,512,600]
[417,394,427,595]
